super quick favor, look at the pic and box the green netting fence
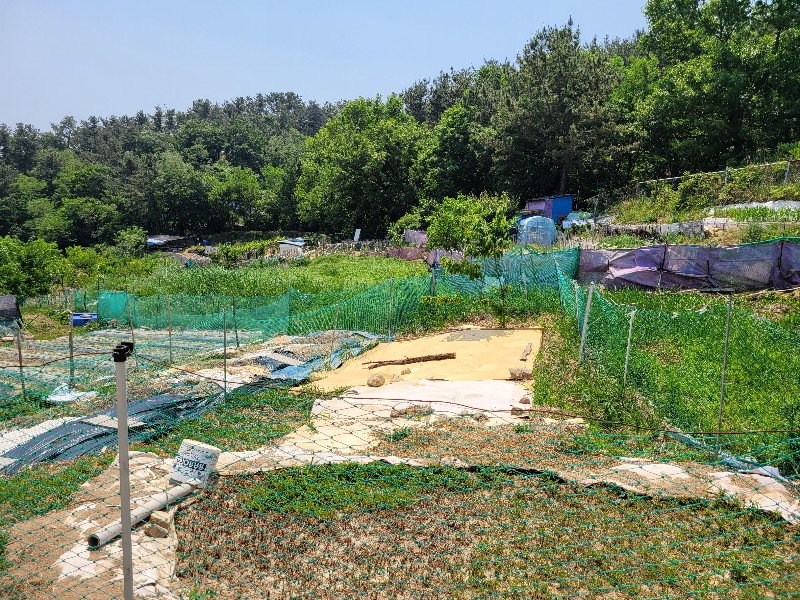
[558,267,800,474]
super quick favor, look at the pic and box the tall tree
[416,103,493,200]
[296,96,429,238]
[493,22,623,197]
[634,0,800,175]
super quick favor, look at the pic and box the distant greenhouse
[517,215,557,247]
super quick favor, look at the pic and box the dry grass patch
[175,467,799,599]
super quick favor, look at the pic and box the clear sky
[0,1,648,130]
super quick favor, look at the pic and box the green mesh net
[0,247,797,598]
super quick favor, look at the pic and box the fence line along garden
[3,243,799,469]
[0,242,798,598]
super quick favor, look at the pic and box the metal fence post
[112,341,135,600]
[578,284,594,363]
[623,309,636,387]
[387,279,395,336]
[15,329,25,398]
[167,294,173,364]
[784,160,792,186]
[69,327,75,389]
[715,295,733,459]
[232,296,239,349]
[223,310,228,396]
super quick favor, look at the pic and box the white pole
[578,284,594,363]
[112,342,135,600]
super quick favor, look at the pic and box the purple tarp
[579,240,800,291]
[426,249,463,267]
[403,229,428,248]
[385,247,425,261]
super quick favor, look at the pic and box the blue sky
[1,1,648,130]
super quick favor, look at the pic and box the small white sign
[170,439,221,488]
[354,228,361,242]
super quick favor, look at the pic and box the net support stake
[167,294,173,364]
[126,293,137,369]
[286,288,293,335]
[623,309,636,387]
[223,310,228,396]
[69,326,75,389]
[578,284,594,364]
[574,285,580,321]
[232,296,239,349]
[522,272,528,306]
[387,279,395,336]
[784,160,791,186]
[15,329,25,398]
[715,294,733,459]
[112,341,135,600]
[329,303,340,368]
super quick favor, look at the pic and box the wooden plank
[365,353,456,370]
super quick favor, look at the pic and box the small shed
[0,295,21,331]
[278,238,306,257]
[522,194,575,226]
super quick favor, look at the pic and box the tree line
[1,0,798,245]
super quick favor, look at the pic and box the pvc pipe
[115,352,134,600]
[87,483,194,548]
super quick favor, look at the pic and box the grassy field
[89,254,428,296]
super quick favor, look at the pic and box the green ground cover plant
[176,467,798,599]
[236,463,509,519]
[715,206,800,222]
[133,386,317,455]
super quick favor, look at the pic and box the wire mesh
[0,247,798,599]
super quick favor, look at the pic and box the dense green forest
[1,0,798,247]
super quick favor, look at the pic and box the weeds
[235,463,509,519]
[132,387,315,455]
[89,255,427,297]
